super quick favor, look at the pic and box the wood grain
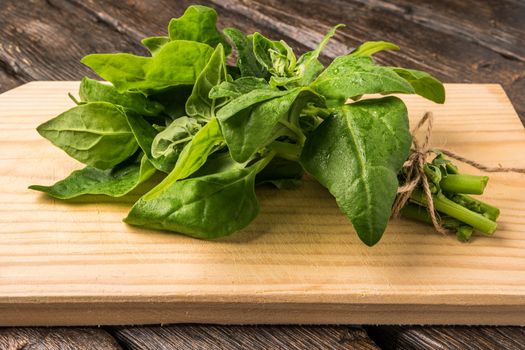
[365,325,525,350]
[0,82,524,326]
[110,325,379,350]
[0,0,523,122]
[0,327,121,350]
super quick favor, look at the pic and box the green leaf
[300,97,411,246]
[185,44,228,121]
[168,5,231,55]
[151,117,202,172]
[252,32,296,77]
[217,87,323,163]
[125,110,201,173]
[215,88,287,121]
[209,77,270,99]
[209,77,270,100]
[37,102,138,170]
[141,36,170,56]
[125,111,160,163]
[190,150,241,177]
[255,157,304,189]
[311,55,415,107]
[350,41,399,57]
[29,153,155,199]
[223,28,267,78]
[142,117,224,201]
[392,68,445,104]
[81,40,214,94]
[272,24,342,87]
[79,77,164,116]
[149,85,193,120]
[124,157,265,239]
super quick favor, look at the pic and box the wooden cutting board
[1,82,524,326]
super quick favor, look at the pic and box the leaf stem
[447,193,500,221]
[278,120,306,146]
[440,174,488,194]
[410,189,497,235]
[401,203,475,241]
[267,141,302,162]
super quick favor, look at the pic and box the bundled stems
[398,147,500,241]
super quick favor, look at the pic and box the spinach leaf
[37,102,138,170]
[252,32,297,77]
[209,77,270,99]
[79,77,164,116]
[29,153,155,199]
[311,55,415,107]
[125,111,200,173]
[256,157,304,189]
[124,156,268,238]
[272,24,342,87]
[350,41,399,57]
[217,87,323,163]
[168,5,231,55]
[125,111,160,163]
[392,68,445,104]
[151,117,202,172]
[300,97,411,246]
[215,88,286,121]
[149,85,193,121]
[190,150,241,178]
[143,117,224,200]
[81,40,214,94]
[224,28,267,78]
[185,44,228,121]
[141,36,170,56]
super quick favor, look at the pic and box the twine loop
[391,111,525,235]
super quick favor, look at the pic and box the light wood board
[0,82,524,326]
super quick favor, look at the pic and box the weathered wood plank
[0,327,122,350]
[0,0,145,82]
[110,325,379,350]
[0,0,523,120]
[67,0,312,57]
[222,0,525,121]
[365,325,525,350]
[0,66,23,94]
[349,0,525,61]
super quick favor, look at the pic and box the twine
[391,111,525,234]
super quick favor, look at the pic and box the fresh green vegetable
[79,77,164,116]
[124,154,271,238]
[300,97,411,246]
[141,36,170,56]
[151,116,202,172]
[439,174,488,194]
[29,153,155,199]
[32,5,500,245]
[167,5,231,55]
[400,152,500,240]
[185,44,228,121]
[82,40,214,94]
[37,102,138,169]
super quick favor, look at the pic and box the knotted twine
[391,111,525,235]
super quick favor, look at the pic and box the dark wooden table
[1,1,524,349]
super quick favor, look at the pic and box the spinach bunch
[30,5,447,246]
